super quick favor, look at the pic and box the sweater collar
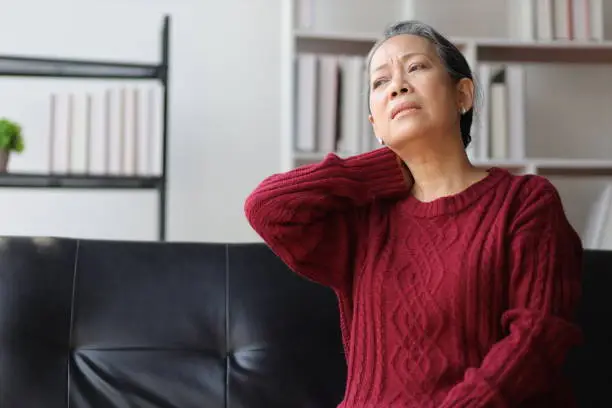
[399,167,511,217]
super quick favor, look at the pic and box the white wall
[0,0,281,242]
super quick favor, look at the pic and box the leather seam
[224,243,230,408]
[66,239,80,408]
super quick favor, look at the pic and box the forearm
[244,148,408,288]
[438,311,582,407]
[244,148,408,235]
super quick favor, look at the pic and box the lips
[391,101,420,119]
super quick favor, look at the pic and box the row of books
[294,53,377,157]
[469,63,526,162]
[510,0,608,42]
[45,86,163,176]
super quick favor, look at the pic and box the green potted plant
[0,118,25,172]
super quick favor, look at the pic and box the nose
[390,87,409,98]
[388,69,411,99]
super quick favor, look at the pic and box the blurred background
[0,0,611,249]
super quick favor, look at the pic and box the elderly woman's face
[368,34,467,151]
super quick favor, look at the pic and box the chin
[386,123,427,149]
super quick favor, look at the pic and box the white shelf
[473,158,612,176]
[294,29,381,43]
[472,38,612,64]
[295,152,612,177]
[294,30,379,55]
[295,29,612,64]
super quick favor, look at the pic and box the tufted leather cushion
[0,237,347,408]
[1,236,611,408]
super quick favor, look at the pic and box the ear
[455,77,475,112]
[368,114,379,143]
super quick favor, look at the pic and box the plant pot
[0,149,9,172]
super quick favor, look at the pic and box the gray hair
[366,20,477,149]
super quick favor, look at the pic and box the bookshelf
[282,0,612,179]
[0,15,171,241]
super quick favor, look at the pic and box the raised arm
[439,177,583,407]
[244,148,409,290]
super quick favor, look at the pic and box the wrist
[343,148,410,199]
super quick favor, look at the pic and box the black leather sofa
[0,237,609,408]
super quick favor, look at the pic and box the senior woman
[245,20,582,408]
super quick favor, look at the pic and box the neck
[396,137,484,203]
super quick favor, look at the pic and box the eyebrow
[371,52,427,73]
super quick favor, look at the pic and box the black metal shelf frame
[0,173,162,189]
[0,15,171,240]
[0,56,160,79]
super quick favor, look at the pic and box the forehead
[369,34,435,71]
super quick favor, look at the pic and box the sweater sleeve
[439,178,583,408]
[244,148,409,290]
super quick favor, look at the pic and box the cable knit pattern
[244,148,583,408]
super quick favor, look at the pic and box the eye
[371,78,387,89]
[408,62,427,72]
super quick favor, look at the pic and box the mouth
[391,102,421,119]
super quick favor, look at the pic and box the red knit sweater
[244,147,583,407]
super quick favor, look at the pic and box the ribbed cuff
[342,147,410,200]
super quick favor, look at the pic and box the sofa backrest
[564,249,612,407]
[1,237,610,407]
[0,237,347,408]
